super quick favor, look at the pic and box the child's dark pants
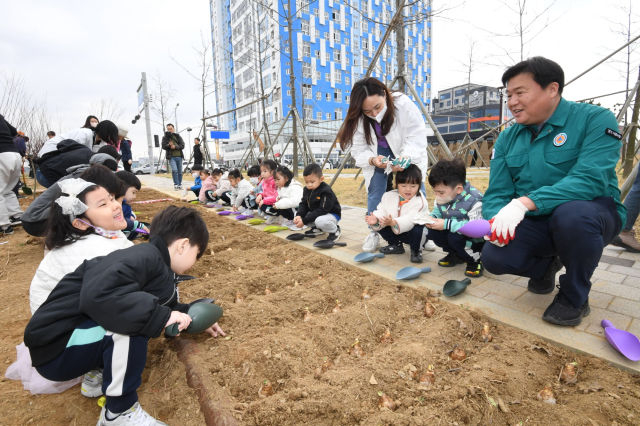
[378,225,425,252]
[260,205,295,220]
[428,229,482,263]
[36,319,149,414]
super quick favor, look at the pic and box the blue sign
[137,89,145,107]
[210,130,230,139]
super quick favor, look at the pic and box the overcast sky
[1,0,638,159]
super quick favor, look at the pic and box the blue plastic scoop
[395,266,431,280]
[354,252,385,263]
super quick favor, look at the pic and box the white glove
[491,199,528,241]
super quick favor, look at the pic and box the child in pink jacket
[256,160,278,216]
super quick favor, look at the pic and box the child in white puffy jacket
[263,165,303,228]
[365,164,428,263]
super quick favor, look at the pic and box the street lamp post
[174,103,180,131]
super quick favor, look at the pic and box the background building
[209,0,433,165]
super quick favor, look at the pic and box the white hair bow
[55,178,94,220]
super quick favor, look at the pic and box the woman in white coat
[338,77,430,249]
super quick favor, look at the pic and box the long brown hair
[338,77,395,150]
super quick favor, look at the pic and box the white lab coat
[351,92,429,188]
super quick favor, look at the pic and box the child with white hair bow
[7,178,132,396]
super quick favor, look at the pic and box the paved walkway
[140,174,640,373]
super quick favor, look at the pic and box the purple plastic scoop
[217,211,232,216]
[236,214,253,220]
[458,219,491,238]
[601,319,640,361]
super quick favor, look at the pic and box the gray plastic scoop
[354,252,384,263]
[443,278,471,297]
[165,302,223,337]
[395,266,431,280]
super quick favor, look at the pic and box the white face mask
[373,104,387,123]
[435,195,455,205]
[249,177,259,185]
[192,173,199,178]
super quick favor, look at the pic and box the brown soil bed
[1,187,639,425]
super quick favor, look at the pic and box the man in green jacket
[481,57,626,326]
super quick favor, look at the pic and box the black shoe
[410,249,423,263]
[9,216,22,226]
[438,253,461,267]
[1,225,14,235]
[380,243,405,255]
[465,260,483,278]
[528,257,562,294]
[305,226,324,236]
[327,226,341,242]
[542,292,590,326]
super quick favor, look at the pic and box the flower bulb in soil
[349,340,365,357]
[264,286,271,295]
[377,392,397,411]
[418,366,435,386]
[379,328,393,343]
[450,347,467,361]
[560,362,578,384]
[537,385,556,404]
[259,380,274,397]
[303,307,312,322]
[481,323,493,342]
[332,300,342,313]
[424,302,435,318]
[361,288,371,300]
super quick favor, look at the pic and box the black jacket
[193,144,203,165]
[161,132,185,158]
[0,114,18,154]
[296,182,341,225]
[24,237,189,366]
[38,139,93,185]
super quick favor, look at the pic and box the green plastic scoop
[263,225,289,233]
[165,302,223,337]
[247,218,265,225]
[443,278,472,297]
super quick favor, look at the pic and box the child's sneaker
[1,225,14,235]
[465,260,483,277]
[327,226,341,241]
[410,249,423,263]
[283,220,304,231]
[97,401,167,425]
[305,227,324,236]
[9,215,22,226]
[380,242,405,255]
[265,215,281,225]
[438,253,462,267]
[362,231,380,252]
[81,369,103,397]
[423,240,436,251]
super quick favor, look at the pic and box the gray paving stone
[515,290,556,310]
[618,251,640,261]
[608,297,640,319]
[592,280,640,300]
[607,264,640,278]
[628,318,640,336]
[592,269,627,284]
[481,278,528,299]
[623,276,640,288]
[600,255,634,267]
[580,306,631,333]
[587,291,614,309]
[484,292,537,313]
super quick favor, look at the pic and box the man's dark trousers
[481,197,621,308]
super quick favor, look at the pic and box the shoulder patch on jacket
[605,128,622,140]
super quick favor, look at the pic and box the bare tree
[150,76,175,132]
[89,98,125,123]
[0,72,54,157]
